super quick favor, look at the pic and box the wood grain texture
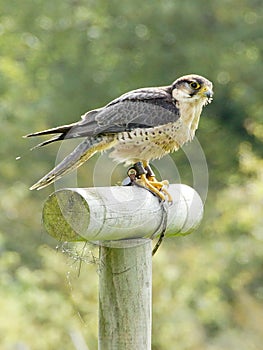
[98,239,152,350]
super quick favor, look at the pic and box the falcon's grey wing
[25,86,180,146]
[65,87,180,138]
[105,86,173,106]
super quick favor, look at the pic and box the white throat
[173,90,206,140]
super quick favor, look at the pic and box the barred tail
[30,136,116,190]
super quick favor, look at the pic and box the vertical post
[98,239,152,350]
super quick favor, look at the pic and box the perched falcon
[26,74,213,201]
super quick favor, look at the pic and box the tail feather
[24,123,76,138]
[30,134,65,149]
[24,123,76,148]
[30,136,116,190]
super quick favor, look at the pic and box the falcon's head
[171,74,213,105]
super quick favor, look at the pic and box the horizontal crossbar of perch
[42,184,203,242]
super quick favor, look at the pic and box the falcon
[26,74,213,201]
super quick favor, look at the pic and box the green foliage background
[1,1,262,349]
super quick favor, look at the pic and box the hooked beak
[200,86,213,99]
[204,90,213,99]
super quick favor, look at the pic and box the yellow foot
[136,174,172,202]
[126,162,173,202]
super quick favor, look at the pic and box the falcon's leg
[143,162,173,203]
[127,161,172,202]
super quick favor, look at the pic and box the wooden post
[99,239,151,350]
[42,184,203,349]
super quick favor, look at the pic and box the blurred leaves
[0,0,262,349]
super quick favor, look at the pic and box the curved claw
[137,174,172,202]
[160,187,173,203]
[125,162,173,202]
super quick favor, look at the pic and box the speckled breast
[109,121,192,164]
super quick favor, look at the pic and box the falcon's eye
[189,81,200,90]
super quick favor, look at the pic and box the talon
[161,180,169,187]
[137,174,170,202]
[160,187,173,203]
[124,162,173,202]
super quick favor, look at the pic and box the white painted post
[42,184,203,349]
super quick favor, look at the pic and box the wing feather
[26,85,180,144]
[65,87,179,138]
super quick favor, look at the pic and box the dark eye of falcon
[189,81,200,89]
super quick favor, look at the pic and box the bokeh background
[1,1,262,349]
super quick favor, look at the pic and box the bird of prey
[26,74,213,201]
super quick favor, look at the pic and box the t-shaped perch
[42,184,203,349]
